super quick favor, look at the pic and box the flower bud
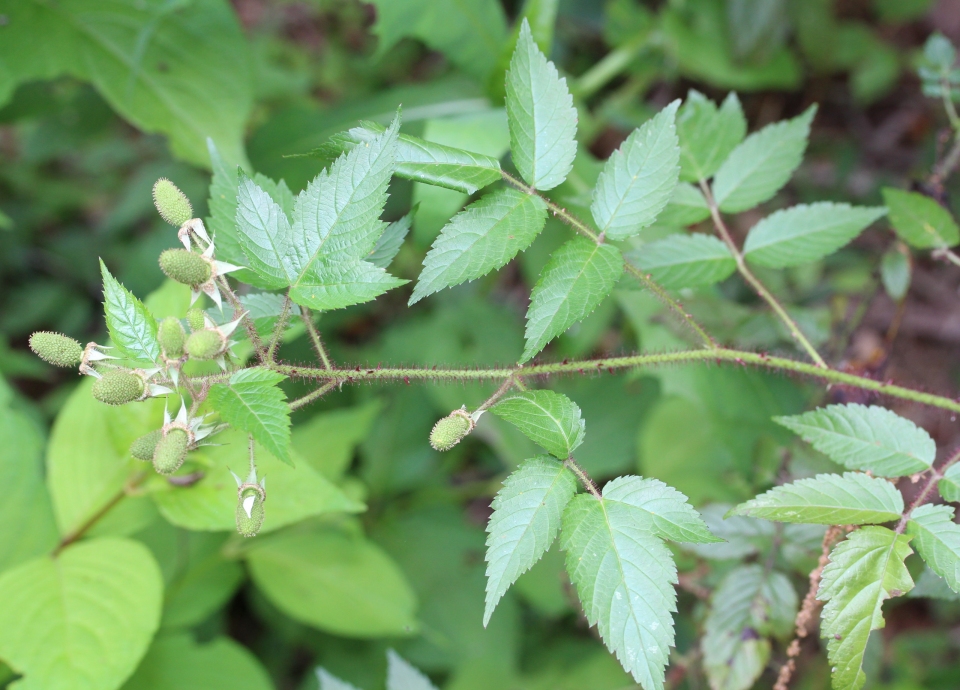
[184,329,226,360]
[429,409,475,451]
[92,370,145,406]
[236,485,265,537]
[152,428,189,475]
[29,331,84,368]
[159,249,212,287]
[158,317,185,358]
[152,178,193,227]
[130,429,162,461]
[186,308,206,333]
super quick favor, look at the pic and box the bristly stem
[475,371,523,413]
[216,275,267,360]
[289,380,338,411]
[247,434,257,478]
[301,307,333,370]
[896,447,960,532]
[500,170,717,349]
[699,181,828,368]
[564,456,601,499]
[266,294,293,363]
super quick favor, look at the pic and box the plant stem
[933,247,960,268]
[474,372,522,413]
[573,35,649,100]
[699,181,827,367]
[216,275,266,360]
[53,474,145,555]
[247,434,257,479]
[301,308,333,370]
[896,448,960,532]
[289,380,338,411]
[500,170,717,348]
[265,294,292,363]
[564,456,601,499]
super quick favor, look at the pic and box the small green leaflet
[906,504,960,593]
[702,564,797,690]
[590,101,681,240]
[320,121,503,195]
[677,90,747,183]
[235,172,296,290]
[817,526,913,690]
[0,537,162,690]
[880,245,911,302]
[882,187,960,249]
[939,463,960,503]
[775,403,935,478]
[490,390,585,458]
[602,476,720,544]
[318,668,362,690]
[207,140,250,273]
[732,472,904,525]
[368,213,412,269]
[506,18,578,191]
[100,260,160,364]
[655,183,711,226]
[911,566,960,601]
[522,237,623,362]
[483,456,577,626]
[629,234,735,289]
[387,649,438,690]
[711,106,815,213]
[743,202,886,269]
[409,189,547,304]
[561,492,678,690]
[683,504,776,561]
[209,369,292,466]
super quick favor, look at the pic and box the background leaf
[677,90,747,183]
[711,106,815,213]
[506,19,578,191]
[209,369,292,466]
[733,472,904,524]
[386,649,438,690]
[317,668,362,690]
[101,260,160,364]
[882,187,960,249]
[629,234,736,289]
[490,390,585,458]
[775,404,935,477]
[743,202,886,268]
[368,213,413,269]
[0,537,162,690]
[939,464,960,503]
[484,456,578,625]
[906,504,960,593]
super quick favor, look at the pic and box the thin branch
[289,380,339,411]
[216,275,266,360]
[247,434,257,478]
[54,473,146,555]
[301,307,333,370]
[265,294,293,363]
[564,456,601,499]
[474,371,523,413]
[896,447,960,532]
[699,181,827,367]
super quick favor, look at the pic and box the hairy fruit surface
[92,370,145,406]
[159,249,212,287]
[429,409,474,451]
[152,178,193,227]
[29,332,83,368]
[130,429,162,461]
[185,329,226,360]
[152,428,189,475]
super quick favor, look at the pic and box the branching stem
[301,307,333,370]
[265,294,293,363]
[289,380,338,411]
[564,456,601,499]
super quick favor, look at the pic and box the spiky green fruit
[28,331,83,368]
[131,429,163,461]
[186,308,206,332]
[236,487,265,537]
[152,178,193,227]
[92,370,144,406]
[153,428,189,475]
[185,329,226,360]
[158,317,185,358]
[159,249,211,287]
[429,410,474,451]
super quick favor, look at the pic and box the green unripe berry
[185,329,226,360]
[159,249,211,287]
[130,429,162,461]
[158,317,185,358]
[92,370,145,406]
[28,331,84,368]
[429,410,474,451]
[152,428,189,475]
[186,308,206,332]
[152,178,193,227]
[236,486,265,537]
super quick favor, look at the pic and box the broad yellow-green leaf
[121,634,272,690]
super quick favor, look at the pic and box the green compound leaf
[208,368,292,466]
[387,649,438,690]
[506,19,578,191]
[732,472,904,525]
[561,492,677,690]
[629,234,736,289]
[882,187,960,249]
[702,564,798,690]
[655,183,711,226]
[817,526,914,690]
[591,101,681,240]
[246,525,418,638]
[121,634,273,690]
[522,237,623,362]
[490,390,586,458]
[0,0,252,167]
[234,173,296,290]
[288,116,406,310]
[484,456,578,626]
[939,463,960,503]
[677,90,747,183]
[368,212,413,269]
[322,122,503,195]
[100,260,160,364]
[410,189,547,304]
[712,106,815,213]
[906,504,960,594]
[775,404,935,478]
[743,202,887,268]
[0,537,162,690]
[602,476,721,544]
